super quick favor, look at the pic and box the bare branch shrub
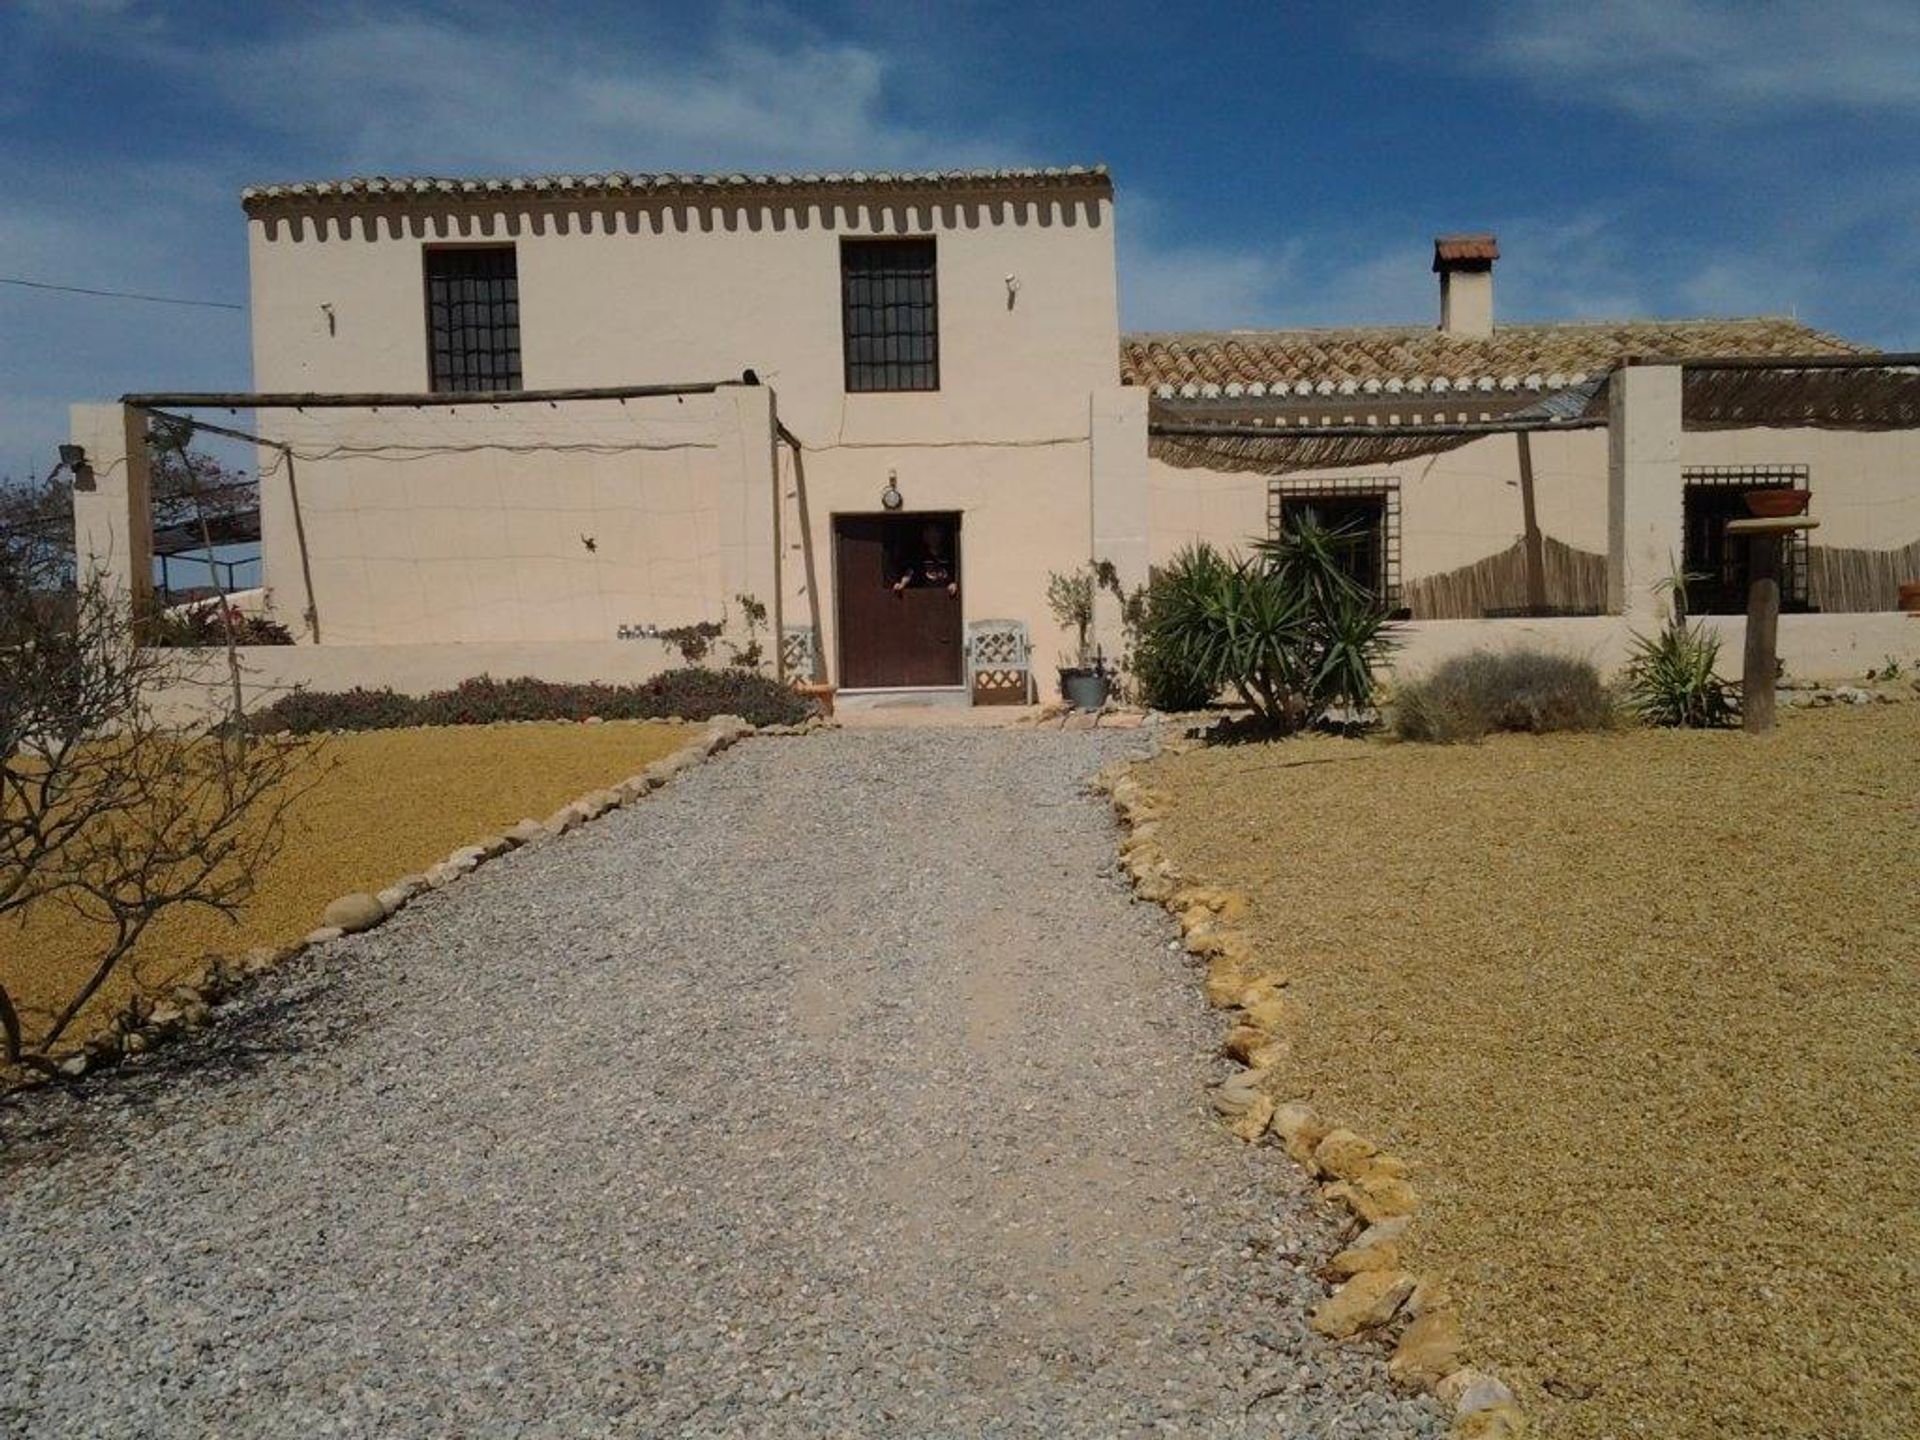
[1,542,309,1072]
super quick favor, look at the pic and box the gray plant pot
[1059,666,1112,711]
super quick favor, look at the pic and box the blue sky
[3,0,1916,477]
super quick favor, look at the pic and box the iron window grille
[425,246,522,394]
[1681,466,1811,615]
[1268,477,1402,611]
[842,238,939,393]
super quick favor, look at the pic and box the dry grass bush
[1392,648,1614,743]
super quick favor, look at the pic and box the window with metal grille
[425,247,521,393]
[1268,478,1402,611]
[1681,466,1810,615]
[842,238,939,393]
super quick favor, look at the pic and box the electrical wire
[0,276,245,311]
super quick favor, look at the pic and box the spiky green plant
[1147,521,1395,732]
[1623,572,1740,728]
[1125,548,1220,711]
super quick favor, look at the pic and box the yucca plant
[1119,550,1217,711]
[1147,522,1395,732]
[1623,572,1740,728]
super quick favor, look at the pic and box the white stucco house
[69,165,1920,704]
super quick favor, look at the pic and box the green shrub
[1393,649,1614,743]
[250,668,813,735]
[1046,566,1099,667]
[1126,547,1220,712]
[1148,522,1395,732]
[251,685,418,734]
[1624,619,1740,728]
[147,604,296,647]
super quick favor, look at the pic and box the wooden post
[1728,515,1816,735]
[1517,431,1547,614]
[1742,532,1780,733]
[282,452,323,643]
[782,429,828,681]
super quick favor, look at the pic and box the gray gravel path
[1,729,1443,1439]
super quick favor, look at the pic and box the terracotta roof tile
[1119,319,1872,394]
[1434,234,1500,268]
[242,166,1111,211]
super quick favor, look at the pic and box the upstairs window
[425,246,521,393]
[842,238,938,393]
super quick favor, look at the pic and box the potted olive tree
[1048,565,1112,710]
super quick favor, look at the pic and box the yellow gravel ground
[5,721,693,1058]
[1144,705,1918,1440]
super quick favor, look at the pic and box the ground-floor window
[1681,466,1811,614]
[1268,478,1402,612]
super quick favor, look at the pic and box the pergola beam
[119,379,743,410]
[1149,415,1607,440]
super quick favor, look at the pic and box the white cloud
[1118,193,1340,333]
[203,11,1008,177]
[1118,215,1297,332]
[1118,203,1694,337]
[1485,213,1650,322]
[1278,244,1436,330]
[1489,0,1920,119]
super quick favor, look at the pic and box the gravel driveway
[1,729,1442,1439]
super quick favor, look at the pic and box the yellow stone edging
[1096,750,1528,1440]
[16,713,827,1091]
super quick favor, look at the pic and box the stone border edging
[1094,740,1527,1440]
[15,712,830,1092]
[1013,701,1152,731]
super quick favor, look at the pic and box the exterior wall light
[58,443,95,490]
[881,470,903,510]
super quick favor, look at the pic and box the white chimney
[1434,234,1498,338]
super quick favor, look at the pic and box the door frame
[830,509,965,689]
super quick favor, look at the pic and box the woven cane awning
[1149,427,1479,475]
[1148,359,1920,474]
[1683,361,1920,430]
[1148,375,1610,476]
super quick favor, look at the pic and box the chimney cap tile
[1434,233,1500,270]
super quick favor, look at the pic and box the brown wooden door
[835,514,963,688]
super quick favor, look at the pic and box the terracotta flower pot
[1744,489,1811,518]
[1899,581,1920,615]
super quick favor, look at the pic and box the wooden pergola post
[1516,431,1548,614]
[1727,515,1818,733]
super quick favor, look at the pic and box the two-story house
[237,166,1142,695]
[68,164,1918,708]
